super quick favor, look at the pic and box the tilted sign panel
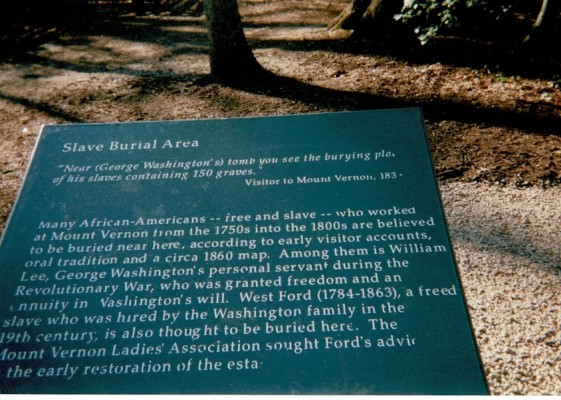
[0,109,487,394]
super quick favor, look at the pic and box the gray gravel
[440,182,561,395]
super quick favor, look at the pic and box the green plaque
[0,109,487,394]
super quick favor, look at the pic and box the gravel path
[440,182,561,395]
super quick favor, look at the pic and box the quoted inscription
[51,150,396,186]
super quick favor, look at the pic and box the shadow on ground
[2,1,560,80]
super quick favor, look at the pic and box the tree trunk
[328,0,404,36]
[522,0,561,44]
[203,0,262,82]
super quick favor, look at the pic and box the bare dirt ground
[1,0,561,394]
